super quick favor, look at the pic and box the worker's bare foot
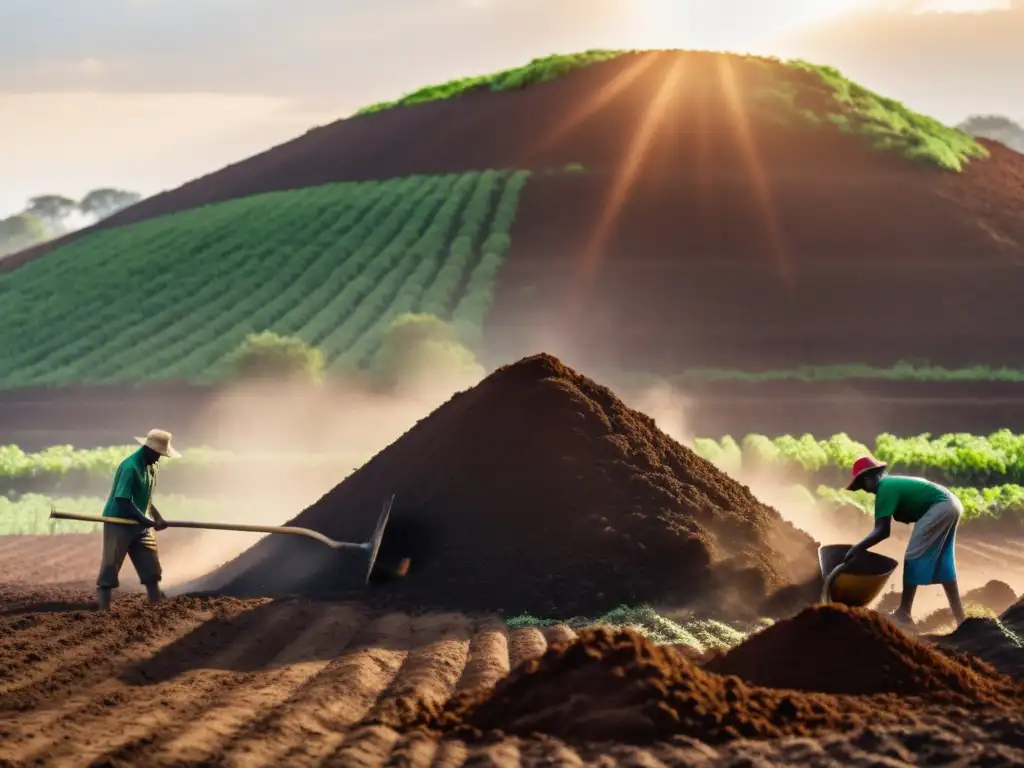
[888,609,915,630]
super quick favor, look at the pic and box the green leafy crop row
[692,430,1024,487]
[0,170,529,389]
[0,494,224,535]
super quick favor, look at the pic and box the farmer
[842,456,966,628]
[96,429,179,611]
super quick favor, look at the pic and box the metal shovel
[49,493,395,585]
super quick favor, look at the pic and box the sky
[1,0,1021,217]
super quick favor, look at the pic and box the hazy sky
[1,0,1021,217]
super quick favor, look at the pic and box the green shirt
[874,475,952,524]
[102,448,153,521]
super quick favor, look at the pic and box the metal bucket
[819,544,898,607]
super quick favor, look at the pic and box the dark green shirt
[874,475,952,524]
[102,448,153,521]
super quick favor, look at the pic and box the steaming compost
[198,353,818,616]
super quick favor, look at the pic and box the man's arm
[116,497,155,527]
[112,467,155,527]
[845,515,891,564]
[149,503,168,531]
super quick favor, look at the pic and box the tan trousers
[96,522,162,588]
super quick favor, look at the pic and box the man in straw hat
[96,429,180,610]
[840,456,965,629]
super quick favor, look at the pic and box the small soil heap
[404,626,896,745]
[201,353,818,616]
[403,607,1021,745]
[704,604,1022,705]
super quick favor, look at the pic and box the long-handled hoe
[49,493,395,585]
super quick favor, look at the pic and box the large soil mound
[402,625,998,745]
[197,354,818,616]
[703,604,1021,705]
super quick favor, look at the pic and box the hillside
[0,49,996,270]
[1,48,1024,396]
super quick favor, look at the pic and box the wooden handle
[49,508,367,551]
[821,564,845,603]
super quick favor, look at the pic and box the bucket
[818,544,898,607]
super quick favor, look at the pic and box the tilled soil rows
[1,587,1023,768]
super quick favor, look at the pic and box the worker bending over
[96,429,179,611]
[841,456,966,628]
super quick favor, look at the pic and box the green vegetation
[636,362,1024,384]
[782,60,987,171]
[354,51,625,115]
[0,493,224,535]
[694,430,1024,487]
[367,313,482,393]
[351,50,985,172]
[507,604,755,652]
[7,431,1024,497]
[815,484,1024,529]
[0,170,529,389]
[226,331,325,385]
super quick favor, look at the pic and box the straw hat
[135,428,181,458]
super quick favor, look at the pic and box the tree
[957,115,1024,153]
[368,313,484,394]
[224,332,325,385]
[0,214,49,257]
[79,188,142,220]
[25,195,77,224]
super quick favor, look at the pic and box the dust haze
[158,343,1022,609]
[623,376,1024,613]
[161,356,486,592]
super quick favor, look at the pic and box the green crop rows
[0,170,529,388]
[693,430,1024,487]
[0,494,224,535]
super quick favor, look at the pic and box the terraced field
[0,171,526,389]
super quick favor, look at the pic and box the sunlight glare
[623,0,1011,53]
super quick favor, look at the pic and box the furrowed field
[0,170,527,388]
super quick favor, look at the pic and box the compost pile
[404,626,902,745]
[200,353,818,616]
[703,604,1022,705]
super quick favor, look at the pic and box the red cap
[846,456,887,490]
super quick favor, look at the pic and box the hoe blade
[364,493,395,585]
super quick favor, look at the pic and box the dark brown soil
[931,599,1024,682]
[194,354,819,617]
[484,139,1024,373]
[401,625,999,746]
[703,604,1022,705]
[2,584,1022,764]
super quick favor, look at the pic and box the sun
[620,0,1011,53]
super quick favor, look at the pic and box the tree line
[0,188,141,258]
